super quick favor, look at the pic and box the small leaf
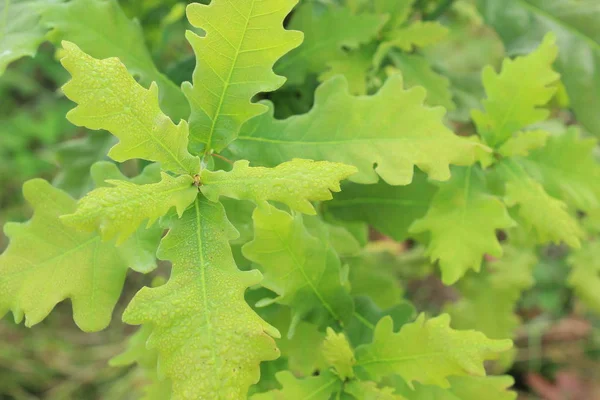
[62,173,197,244]
[396,375,516,400]
[322,328,356,380]
[123,197,279,399]
[497,130,549,158]
[355,314,512,388]
[472,34,559,147]
[500,161,583,248]
[182,0,303,153]
[232,75,481,186]
[43,0,188,120]
[60,42,200,175]
[410,167,515,284]
[243,204,354,326]
[201,159,356,214]
[0,180,129,332]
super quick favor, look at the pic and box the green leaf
[355,314,512,388]
[322,328,355,380]
[251,370,341,400]
[523,128,600,212]
[43,0,188,120]
[499,161,583,247]
[182,0,303,154]
[326,172,437,241]
[497,129,549,158]
[123,197,280,400]
[471,34,559,147]
[410,167,515,285]
[397,375,516,400]
[275,2,385,86]
[62,173,197,244]
[243,204,354,326]
[201,159,357,214]
[388,52,455,110]
[375,21,448,67]
[0,0,54,75]
[232,75,481,186]
[345,381,406,400]
[478,0,600,136]
[60,42,200,175]
[568,240,600,313]
[0,179,128,332]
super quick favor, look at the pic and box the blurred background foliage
[2,0,600,399]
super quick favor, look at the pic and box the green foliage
[3,1,600,399]
[183,0,303,154]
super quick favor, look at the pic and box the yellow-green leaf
[60,42,200,175]
[201,159,357,214]
[182,0,303,153]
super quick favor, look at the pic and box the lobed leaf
[183,0,303,153]
[243,204,354,327]
[231,75,481,186]
[322,328,356,380]
[398,375,516,400]
[345,381,406,400]
[62,173,197,244]
[471,34,559,147]
[410,167,515,285]
[201,159,357,214]
[0,180,129,332]
[355,314,512,388]
[43,0,187,120]
[60,42,200,175]
[123,197,279,400]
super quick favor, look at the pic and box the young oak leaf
[345,381,406,400]
[42,0,188,120]
[472,34,559,147]
[355,314,512,388]
[322,328,356,380]
[60,42,200,175]
[497,130,549,158]
[0,180,129,332]
[182,0,303,154]
[62,173,197,244]
[523,127,600,212]
[243,204,354,327]
[499,161,583,248]
[251,370,341,400]
[200,159,357,214]
[123,197,279,400]
[231,75,482,186]
[275,2,386,86]
[410,168,515,285]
